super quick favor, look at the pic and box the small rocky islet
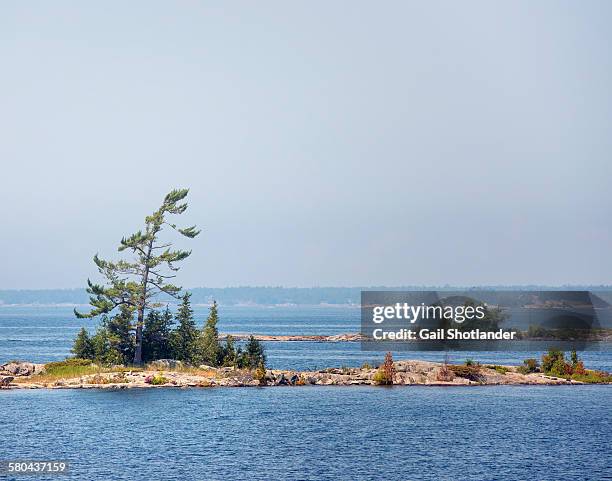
[0,359,599,390]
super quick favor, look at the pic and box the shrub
[361,362,373,370]
[541,349,566,374]
[145,374,169,385]
[517,358,539,374]
[573,360,586,375]
[254,362,267,386]
[436,364,455,382]
[372,369,389,385]
[373,352,395,385]
[550,358,572,377]
[465,359,476,367]
[570,370,612,384]
[449,365,484,382]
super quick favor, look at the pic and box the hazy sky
[1,1,611,289]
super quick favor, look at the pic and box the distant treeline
[2,286,612,306]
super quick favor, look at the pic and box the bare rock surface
[0,361,46,376]
[5,360,604,390]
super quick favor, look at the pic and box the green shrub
[372,369,390,385]
[254,363,267,386]
[549,358,571,377]
[541,349,566,374]
[361,362,373,370]
[485,365,508,375]
[517,358,539,374]
[148,375,169,385]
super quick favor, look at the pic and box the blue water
[1,305,611,371]
[1,386,610,481]
[1,306,611,480]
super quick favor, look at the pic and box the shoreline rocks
[2,360,602,390]
[0,361,46,377]
[220,333,364,342]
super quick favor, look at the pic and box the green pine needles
[72,188,267,370]
[75,188,200,365]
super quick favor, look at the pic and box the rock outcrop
[5,360,602,390]
[147,359,183,370]
[0,361,45,376]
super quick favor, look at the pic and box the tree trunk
[133,312,144,365]
[133,238,154,365]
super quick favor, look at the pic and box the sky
[1,1,611,289]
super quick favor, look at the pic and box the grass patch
[14,359,144,384]
[485,365,509,375]
[37,359,99,380]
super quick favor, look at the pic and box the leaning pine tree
[75,188,200,365]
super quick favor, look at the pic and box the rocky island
[2,356,610,390]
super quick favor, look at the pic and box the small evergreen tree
[221,335,238,367]
[542,349,566,374]
[199,301,221,366]
[143,307,174,362]
[570,350,579,367]
[91,326,123,366]
[72,327,94,360]
[240,335,266,369]
[170,293,199,364]
[105,305,135,365]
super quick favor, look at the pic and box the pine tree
[170,293,199,363]
[105,305,135,365]
[570,350,579,366]
[143,307,174,362]
[75,189,200,365]
[241,335,266,369]
[91,326,123,366]
[200,301,221,366]
[72,327,94,360]
[221,335,238,367]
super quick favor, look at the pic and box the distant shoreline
[3,286,612,307]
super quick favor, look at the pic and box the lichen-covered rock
[148,359,183,370]
[0,361,45,376]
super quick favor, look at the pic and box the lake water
[1,305,611,480]
[1,386,610,481]
[1,305,611,371]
